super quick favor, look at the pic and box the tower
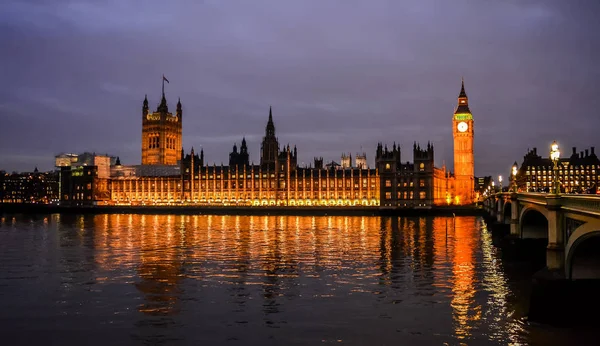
[141,76,182,165]
[452,79,475,204]
[376,143,401,208]
[341,153,352,168]
[260,106,279,169]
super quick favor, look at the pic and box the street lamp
[550,140,560,194]
[512,162,518,192]
[498,175,503,192]
[492,180,495,193]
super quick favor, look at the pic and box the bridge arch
[503,201,512,224]
[519,205,548,239]
[565,220,600,279]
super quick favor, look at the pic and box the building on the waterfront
[0,168,59,204]
[475,176,493,196]
[452,79,475,204]
[55,152,116,179]
[376,142,454,208]
[58,80,477,208]
[514,147,599,194]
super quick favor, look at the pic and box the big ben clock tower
[452,79,475,205]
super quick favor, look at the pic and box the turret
[241,137,248,154]
[142,95,149,117]
[157,93,168,113]
[177,98,182,118]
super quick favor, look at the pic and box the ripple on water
[0,214,597,345]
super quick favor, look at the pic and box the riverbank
[0,203,484,216]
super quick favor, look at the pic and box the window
[385,180,392,187]
[419,191,426,199]
[385,163,390,170]
[385,192,391,199]
[419,179,425,187]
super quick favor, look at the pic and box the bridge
[482,192,600,280]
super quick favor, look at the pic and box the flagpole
[162,74,165,96]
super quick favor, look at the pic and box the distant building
[55,152,115,179]
[0,168,59,204]
[341,153,351,168]
[475,176,493,196]
[355,153,368,169]
[515,146,599,193]
[55,153,79,167]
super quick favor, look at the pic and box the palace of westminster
[1,81,484,207]
[55,81,479,208]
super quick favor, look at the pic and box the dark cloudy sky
[1,0,598,177]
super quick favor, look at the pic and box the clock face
[457,121,468,132]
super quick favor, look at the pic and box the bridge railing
[560,195,600,216]
[517,192,548,206]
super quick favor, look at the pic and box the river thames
[0,214,595,345]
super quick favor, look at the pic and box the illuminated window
[419,191,426,199]
[385,163,390,170]
[385,192,391,199]
[385,180,391,187]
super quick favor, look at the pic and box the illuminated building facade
[59,81,478,208]
[452,79,475,205]
[0,168,59,204]
[515,147,600,194]
[377,142,452,208]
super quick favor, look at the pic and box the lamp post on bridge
[550,140,561,195]
[511,162,518,193]
[498,175,503,193]
[492,180,495,194]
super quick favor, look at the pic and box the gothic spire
[455,78,471,114]
[265,106,275,137]
[142,94,149,116]
[459,77,467,98]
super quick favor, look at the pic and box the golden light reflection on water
[450,216,481,340]
[19,213,531,343]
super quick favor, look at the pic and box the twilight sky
[1,0,598,177]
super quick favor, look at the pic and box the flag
[163,75,170,83]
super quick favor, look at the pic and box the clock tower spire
[452,78,475,205]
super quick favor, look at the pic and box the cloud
[0,0,598,177]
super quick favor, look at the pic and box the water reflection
[92,215,490,340]
[2,213,590,345]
